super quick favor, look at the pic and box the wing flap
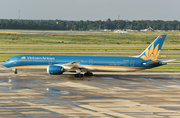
[56,61,89,72]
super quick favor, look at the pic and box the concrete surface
[0,65,180,117]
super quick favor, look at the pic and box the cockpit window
[7,59,10,61]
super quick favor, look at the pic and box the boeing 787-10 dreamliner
[3,34,174,77]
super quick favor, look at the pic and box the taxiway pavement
[0,66,180,118]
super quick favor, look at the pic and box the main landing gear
[74,74,83,77]
[74,68,93,77]
[84,72,93,76]
[74,72,93,77]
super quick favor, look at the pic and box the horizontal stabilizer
[161,59,176,63]
[143,61,162,65]
[143,59,176,65]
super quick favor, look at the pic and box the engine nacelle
[47,65,64,75]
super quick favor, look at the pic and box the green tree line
[0,19,180,30]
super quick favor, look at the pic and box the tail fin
[139,34,167,61]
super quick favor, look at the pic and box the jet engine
[47,65,65,75]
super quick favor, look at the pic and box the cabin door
[13,57,18,64]
[48,58,53,65]
[130,60,134,67]
[89,59,93,65]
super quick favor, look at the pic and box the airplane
[3,34,173,77]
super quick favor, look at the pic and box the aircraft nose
[3,61,10,68]
[3,62,7,67]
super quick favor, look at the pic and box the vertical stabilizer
[139,34,167,61]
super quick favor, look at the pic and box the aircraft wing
[55,61,89,72]
[62,61,82,69]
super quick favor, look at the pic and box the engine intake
[47,65,64,75]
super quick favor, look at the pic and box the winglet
[139,34,167,61]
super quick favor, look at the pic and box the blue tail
[139,34,167,61]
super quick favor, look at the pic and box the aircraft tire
[89,73,93,76]
[80,74,83,77]
[84,72,93,76]
[14,69,17,74]
[74,74,83,77]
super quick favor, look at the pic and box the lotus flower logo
[21,56,26,59]
[141,44,160,61]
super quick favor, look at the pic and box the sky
[0,0,180,21]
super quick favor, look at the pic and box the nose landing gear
[13,69,18,74]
